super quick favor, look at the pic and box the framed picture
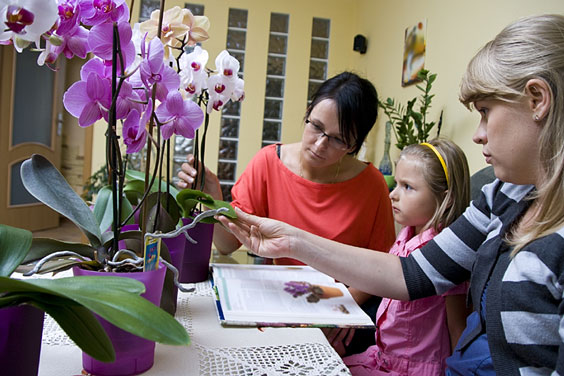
[402,20,426,86]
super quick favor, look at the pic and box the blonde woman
[219,14,564,374]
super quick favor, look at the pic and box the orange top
[231,144,396,264]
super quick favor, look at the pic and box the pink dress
[344,226,468,375]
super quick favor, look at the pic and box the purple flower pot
[0,304,44,375]
[179,218,214,283]
[73,265,166,376]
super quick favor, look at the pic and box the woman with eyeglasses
[178,71,395,354]
[178,71,395,261]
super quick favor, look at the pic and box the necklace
[299,153,342,183]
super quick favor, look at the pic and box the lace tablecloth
[39,280,351,375]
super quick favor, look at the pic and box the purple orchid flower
[122,100,150,154]
[88,20,135,70]
[78,0,129,26]
[80,56,109,79]
[56,0,81,35]
[115,80,143,120]
[138,36,180,102]
[63,71,111,127]
[155,91,204,140]
[37,39,61,69]
[56,25,90,59]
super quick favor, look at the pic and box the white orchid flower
[214,49,240,81]
[179,45,209,98]
[0,0,58,52]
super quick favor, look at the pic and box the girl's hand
[177,154,222,200]
[322,327,356,357]
[217,208,296,259]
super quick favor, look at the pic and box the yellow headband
[420,142,449,186]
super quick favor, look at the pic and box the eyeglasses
[305,119,351,150]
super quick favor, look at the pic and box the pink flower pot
[179,218,214,283]
[73,265,166,376]
[0,304,44,375]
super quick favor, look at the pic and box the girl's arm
[219,208,410,300]
[445,294,472,352]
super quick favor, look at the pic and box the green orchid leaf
[176,189,215,216]
[176,189,215,204]
[0,276,146,295]
[0,224,32,277]
[24,238,97,264]
[199,200,238,223]
[20,155,102,247]
[0,276,189,345]
[176,189,236,223]
[142,192,181,233]
[17,258,83,275]
[178,199,198,218]
[94,186,135,234]
[123,180,145,205]
[93,186,113,233]
[125,170,180,198]
[0,291,115,362]
[32,299,115,362]
[102,229,143,256]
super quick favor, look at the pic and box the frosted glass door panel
[12,48,54,148]
[10,161,38,206]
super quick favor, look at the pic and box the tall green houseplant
[379,69,440,150]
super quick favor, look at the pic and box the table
[38,251,352,375]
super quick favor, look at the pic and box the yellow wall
[91,0,564,179]
[356,0,564,174]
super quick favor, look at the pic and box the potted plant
[135,7,243,283]
[378,69,442,188]
[0,0,234,374]
[0,223,189,375]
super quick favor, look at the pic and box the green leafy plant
[19,155,231,314]
[82,165,109,204]
[123,170,236,227]
[0,223,190,363]
[379,69,441,150]
[176,189,237,223]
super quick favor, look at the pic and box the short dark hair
[305,72,379,155]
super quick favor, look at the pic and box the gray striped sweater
[401,180,564,375]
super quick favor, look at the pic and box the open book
[211,263,375,328]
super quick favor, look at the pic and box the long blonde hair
[459,14,564,254]
[399,139,470,233]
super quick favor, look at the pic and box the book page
[212,264,374,327]
[212,264,335,284]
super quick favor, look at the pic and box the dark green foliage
[379,69,439,150]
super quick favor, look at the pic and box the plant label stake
[144,234,162,272]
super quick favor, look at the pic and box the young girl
[343,139,471,375]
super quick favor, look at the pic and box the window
[139,0,160,21]
[171,3,205,187]
[217,8,248,202]
[307,18,330,103]
[261,13,289,148]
